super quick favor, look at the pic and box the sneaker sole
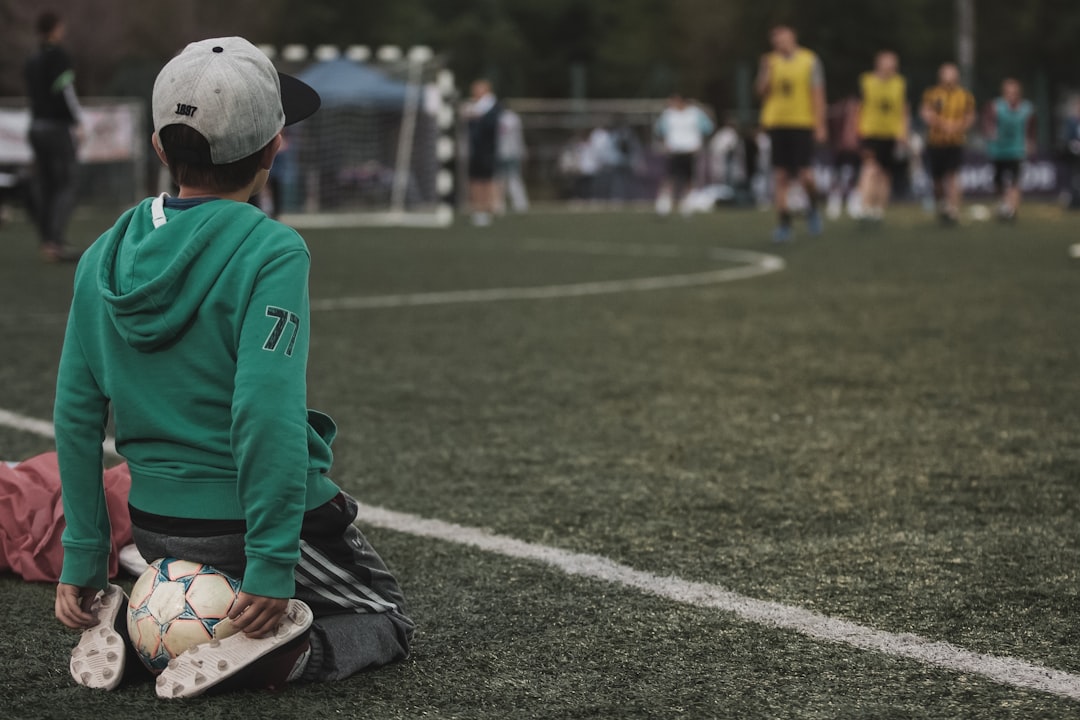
[155,599,313,699]
[69,584,127,690]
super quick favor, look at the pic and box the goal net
[265,44,455,228]
[497,98,673,204]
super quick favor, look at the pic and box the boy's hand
[228,592,289,638]
[55,583,99,629]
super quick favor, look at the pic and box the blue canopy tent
[294,58,408,109]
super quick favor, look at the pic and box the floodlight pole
[956,0,975,90]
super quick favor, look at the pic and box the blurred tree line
[1,0,1076,123]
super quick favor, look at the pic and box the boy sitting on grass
[53,37,413,698]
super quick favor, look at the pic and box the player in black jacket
[25,11,83,262]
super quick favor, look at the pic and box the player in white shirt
[496,108,529,213]
[654,95,715,215]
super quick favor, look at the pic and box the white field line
[10,243,782,319]
[311,245,784,311]
[354,502,1080,702]
[4,409,1080,701]
[0,408,117,456]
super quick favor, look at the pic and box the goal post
[263,44,456,229]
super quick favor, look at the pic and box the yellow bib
[760,48,817,129]
[858,73,906,138]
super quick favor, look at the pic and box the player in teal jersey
[984,78,1034,221]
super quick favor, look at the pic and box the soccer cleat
[806,207,823,236]
[69,584,128,691]
[771,225,793,244]
[155,599,313,699]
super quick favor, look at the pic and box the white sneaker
[846,194,864,219]
[69,584,128,690]
[655,193,672,216]
[118,544,150,577]
[826,193,842,219]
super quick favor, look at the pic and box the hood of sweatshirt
[96,197,268,351]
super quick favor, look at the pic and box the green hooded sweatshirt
[54,196,340,598]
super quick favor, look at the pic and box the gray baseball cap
[152,37,320,164]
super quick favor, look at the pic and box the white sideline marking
[5,410,1080,700]
[279,210,452,229]
[0,408,117,456]
[353,503,1080,702]
[311,245,784,312]
[9,243,783,320]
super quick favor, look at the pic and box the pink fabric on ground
[0,452,132,582]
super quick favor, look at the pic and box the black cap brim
[280,72,321,126]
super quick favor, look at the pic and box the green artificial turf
[1,203,1079,719]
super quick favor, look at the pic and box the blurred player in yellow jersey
[920,63,975,224]
[756,25,827,243]
[855,51,909,222]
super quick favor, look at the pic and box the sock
[285,645,311,683]
[114,611,155,684]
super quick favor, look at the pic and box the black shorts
[131,492,413,622]
[469,151,497,181]
[833,150,861,171]
[667,152,695,183]
[860,137,897,170]
[926,145,964,181]
[768,128,814,174]
[993,159,1022,192]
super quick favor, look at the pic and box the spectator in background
[708,115,745,188]
[826,95,862,219]
[984,78,1034,222]
[573,133,600,202]
[556,136,580,200]
[1062,96,1080,209]
[707,115,760,206]
[750,127,772,209]
[855,50,910,222]
[24,10,83,262]
[653,94,714,216]
[920,63,975,225]
[557,133,596,202]
[588,123,618,203]
[756,25,827,242]
[496,107,529,213]
[607,115,640,203]
[465,79,501,226]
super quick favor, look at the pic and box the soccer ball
[127,558,241,673]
